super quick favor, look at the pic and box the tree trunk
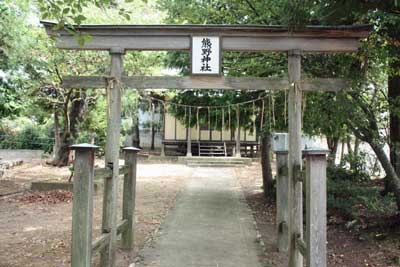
[55,132,73,167]
[347,135,359,171]
[370,142,400,210]
[69,92,86,139]
[261,135,273,198]
[346,135,353,156]
[131,115,140,148]
[340,138,346,165]
[50,92,87,167]
[354,137,360,157]
[327,137,339,166]
[52,110,61,158]
[389,63,400,177]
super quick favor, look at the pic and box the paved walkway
[136,167,264,267]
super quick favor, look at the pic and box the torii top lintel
[41,21,371,53]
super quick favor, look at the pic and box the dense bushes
[0,118,54,153]
[327,165,397,221]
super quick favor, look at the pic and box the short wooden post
[235,105,241,158]
[70,143,98,267]
[101,47,124,267]
[304,149,328,267]
[288,49,303,267]
[122,147,140,249]
[276,150,289,252]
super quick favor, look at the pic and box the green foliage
[76,94,107,150]
[328,164,369,183]
[36,0,165,46]
[37,0,127,25]
[327,166,397,220]
[0,1,36,117]
[0,0,167,160]
[0,118,54,153]
[341,151,373,178]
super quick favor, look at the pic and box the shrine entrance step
[198,142,226,157]
[179,156,252,167]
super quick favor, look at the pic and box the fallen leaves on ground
[7,190,72,204]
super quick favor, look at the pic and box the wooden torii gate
[41,21,371,267]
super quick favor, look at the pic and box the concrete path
[136,167,264,267]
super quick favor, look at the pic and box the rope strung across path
[145,94,270,109]
[112,78,311,135]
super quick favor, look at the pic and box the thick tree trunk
[69,92,86,139]
[261,135,273,198]
[370,142,400,210]
[50,92,87,167]
[327,137,339,166]
[56,132,73,167]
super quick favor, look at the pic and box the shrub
[0,119,54,153]
[327,166,396,221]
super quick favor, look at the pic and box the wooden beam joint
[278,165,288,176]
[278,221,288,234]
[295,234,307,256]
[293,164,304,183]
[109,47,125,54]
[92,233,110,254]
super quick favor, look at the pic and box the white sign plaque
[191,36,220,75]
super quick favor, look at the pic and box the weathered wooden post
[122,147,140,249]
[235,105,241,157]
[288,49,303,267]
[160,104,166,157]
[187,108,192,157]
[275,150,289,252]
[70,143,98,267]
[101,47,124,267]
[304,149,328,267]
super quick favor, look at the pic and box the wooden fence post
[122,147,140,249]
[288,49,303,267]
[70,143,98,267]
[304,149,328,267]
[276,150,289,252]
[235,105,241,157]
[101,47,124,267]
[161,104,166,157]
[187,108,192,157]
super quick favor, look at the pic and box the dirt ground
[1,160,400,267]
[236,165,400,267]
[0,161,190,267]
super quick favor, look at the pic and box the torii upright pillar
[288,50,303,267]
[101,47,124,267]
